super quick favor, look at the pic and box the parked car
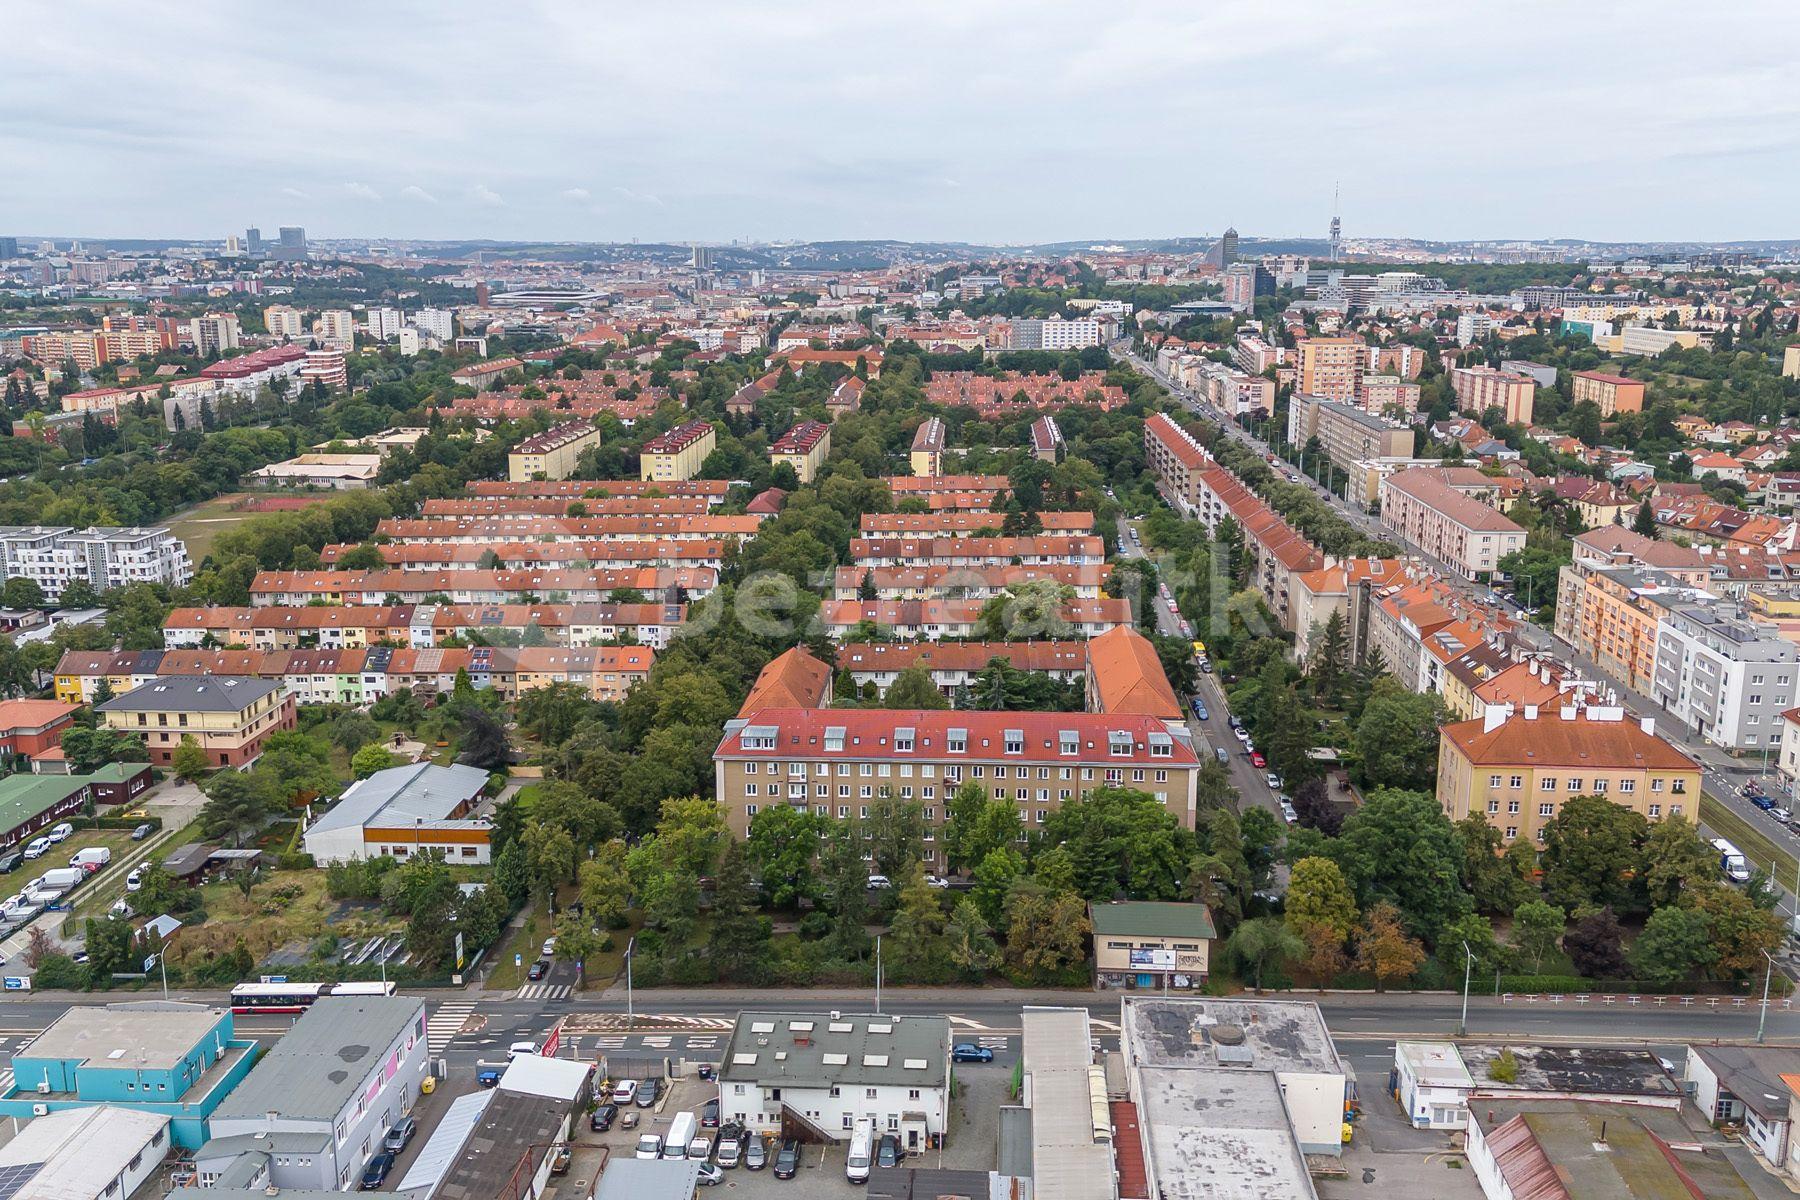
[360,1152,395,1190]
[774,1139,800,1179]
[634,1134,663,1160]
[696,1164,724,1187]
[22,838,49,860]
[620,1110,640,1131]
[1753,793,1777,811]
[1264,772,1282,790]
[109,898,132,918]
[1280,807,1298,825]
[950,1043,994,1063]
[700,1099,719,1128]
[1233,726,1250,742]
[1249,751,1266,769]
[125,868,144,892]
[636,1077,660,1107]
[541,937,556,957]
[716,1129,746,1169]
[46,824,72,843]
[612,1079,640,1106]
[866,874,892,890]
[1201,661,1213,674]
[382,1117,417,1154]
[1214,747,1229,764]
[743,1135,768,1171]
[0,853,20,874]
[924,874,949,889]
[508,1040,538,1060]
[1776,808,1794,824]
[130,824,153,841]
[877,1135,901,1169]
[591,1103,618,1132]
[1193,702,1208,721]
[528,960,548,980]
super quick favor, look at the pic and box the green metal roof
[0,775,86,834]
[1087,901,1216,940]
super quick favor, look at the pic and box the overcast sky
[7,0,1798,245]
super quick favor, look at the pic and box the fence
[1500,992,1797,1011]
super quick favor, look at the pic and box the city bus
[1711,838,1751,884]
[229,981,327,1014]
[329,981,398,997]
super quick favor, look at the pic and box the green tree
[1631,905,1714,984]
[1351,681,1443,791]
[820,823,872,959]
[1331,788,1470,942]
[746,805,821,909]
[943,894,1001,981]
[521,820,577,908]
[943,786,1022,874]
[1456,814,1532,915]
[886,864,947,981]
[1563,907,1628,978]
[883,665,950,709]
[1511,899,1566,972]
[1691,884,1781,978]
[1640,814,1720,909]
[971,847,1024,928]
[198,770,271,847]
[1284,857,1358,940]
[0,577,44,610]
[708,841,772,983]
[1633,499,1658,538]
[1003,884,1090,982]
[84,915,138,980]
[491,837,530,908]
[1227,917,1304,992]
[1040,786,1193,902]
[577,840,632,928]
[350,743,398,778]
[1539,795,1648,912]
[170,735,211,783]
[865,795,926,880]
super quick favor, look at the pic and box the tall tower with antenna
[1328,185,1342,263]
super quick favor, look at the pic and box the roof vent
[1209,1024,1247,1046]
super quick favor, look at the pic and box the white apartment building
[1650,605,1798,753]
[412,308,455,341]
[717,1012,950,1149]
[189,313,241,355]
[1011,316,1100,351]
[314,309,355,349]
[364,307,403,342]
[1454,312,1492,346]
[397,328,422,356]
[0,526,193,600]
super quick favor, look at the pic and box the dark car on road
[528,960,548,980]
[590,1103,618,1132]
[360,1153,394,1190]
[774,1139,800,1179]
[700,1098,719,1128]
[950,1043,993,1063]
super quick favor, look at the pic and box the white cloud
[469,183,505,208]
[612,186,664,208]
[398,185,439,204]
[279,186,310,200]
[561,187,592,203]
[342,181,382,201]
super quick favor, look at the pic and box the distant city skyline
[5,0,1797,245]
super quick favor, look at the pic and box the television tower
[1328,185,1342,263]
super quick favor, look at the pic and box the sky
[7,0,1800,246]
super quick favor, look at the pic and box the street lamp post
[1458,942,1475,1037]
[1759,948,1776,1044]
[625,936,636,1029]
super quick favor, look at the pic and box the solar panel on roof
[0,1161,45,1200]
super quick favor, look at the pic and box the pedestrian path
[516,983,572,1002]
[426,1003,475,1055]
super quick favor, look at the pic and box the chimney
[1524,705,1539,721]
[1482,703,1511,734]
[1639,716,1656,737]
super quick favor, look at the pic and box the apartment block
[1030,414,1063,462]
[1651,606,1798,753]
[910,417,946,477]
[263,305,306,339]
[715,709,1201,857]
[1449,366,1536,425]
[96,675,295,768]
[769,419,831,484]
[1143,412,1208,512]
[509,420,601,481]
[1356,374,1421,417]
[1379,468,1526,582]
[1438,703,1700,846]
[638,420,716,482]
[0,525,192,600]
[1571,370,1646,417]
[1297,337,1363,401]
[1286,395,1414,476]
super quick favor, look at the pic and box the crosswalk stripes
[516,983,572,1001]
[426,1003,475,1055]
[0,1070,13,1093]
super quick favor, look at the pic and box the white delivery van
[846,1121,873,1183]
[37,868,83,891]
[70,847,110,870]
[664,1112,696,1160]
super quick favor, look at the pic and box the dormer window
[1108,731,1134,757]
[1003,729,1024,755]
[895,726,915,753]
[1059,731,1079,756]
[946,728,967,754]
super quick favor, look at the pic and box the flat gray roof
[719,1011,947,1091]
[307,762,488,835]
[1459,1044,1681,1100]
[1134,1067,1317,1200]
[213,996,423,1121]
[1122,997,1344,1077]
[435,1090,574,1200]
[593,1159,699,1200]
[20,1002,225,1072]
[1020,1007,1111,1200]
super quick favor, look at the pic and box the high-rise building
[1220,263,1273,310]
[274,226,307,261]
[223,235,244,256]
[1297,336,1363,402]
[189,313,242,356]
[263,305,306,340]
[0,237,21,260]
[244,227,263,254]
[691,245,715,271]
[1215,226,1238,268]
[412,308,454,341]
[313,310,355,349]
[363,307,403,342]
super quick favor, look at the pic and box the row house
[417,495,714,517]
[831,563,1105,602]
[857,511,1094,537]
[320,539,727,571]
[465,478,729,503]
[1189,461,1325,630]
[714,708,1202,855]
[248,566,715,606]
[881,474,1010,501]
[1367,578,1519,695]
[162,601,686,652]
[921,371,1126,418]
[835,641,1090,697]
[819,598,1131,642]
[848,534,1106,568]
[366,514,762,543]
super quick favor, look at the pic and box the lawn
[485,887,636,992]
[163,491,328,561]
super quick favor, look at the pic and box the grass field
[1700,791,1799,886]
[163,491,330,561]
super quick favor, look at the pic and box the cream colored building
[263,305,306,339]
[769,419,831,484]
[910,417,946,476]
[1090,900,1215,990]
[95,674,297,769]
[1437,703,1701,846]
[639,420,716,482]
[508,420,601,481]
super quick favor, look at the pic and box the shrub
[278,852,316,871]
[1487,1049,1519,1083]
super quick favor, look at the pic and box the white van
[846,1122,872,1184]
[635,1133,663,1160]
[22,838,50,860]
[664,1112,696,1160]
[46,824,73,844]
